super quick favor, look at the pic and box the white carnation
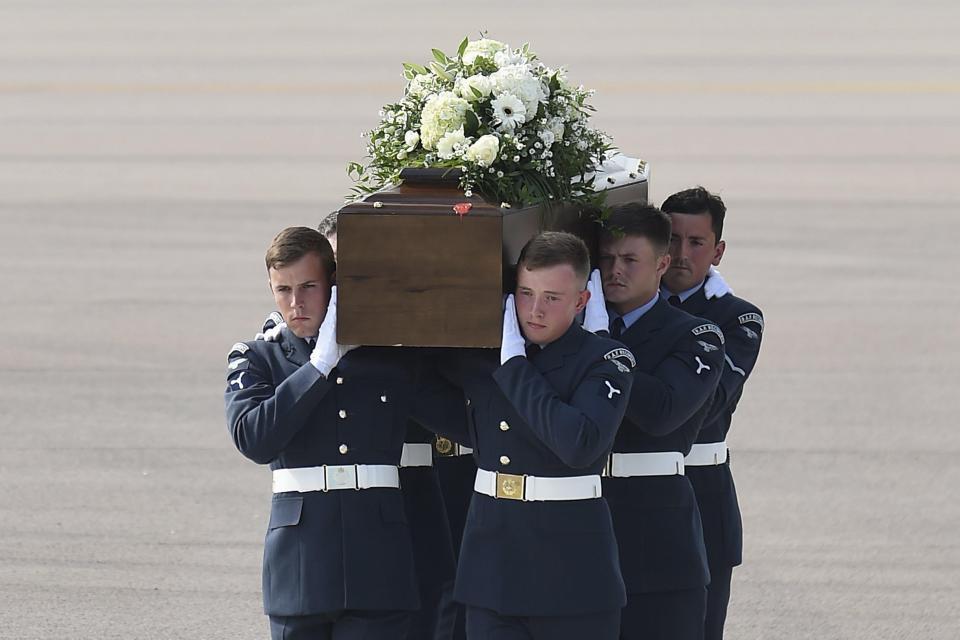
[462,38,509,65]
[465,135,500,167]
[436,127,471,160]
[420,91,471,150]
[494,49,527,68]
[456,74,493,101]
[489,64,547,115]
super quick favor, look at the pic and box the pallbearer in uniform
[225,227,464,640]
[661,188,764,640]
[441,232,635,640]
[256,216,459,640]
[594,205,726,640]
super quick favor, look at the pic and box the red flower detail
[453,202,473,217]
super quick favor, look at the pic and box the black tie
[610,317,625,339]
[525,343,541,359]
[668,295,682,308]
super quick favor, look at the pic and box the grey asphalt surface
[2,1,959,638]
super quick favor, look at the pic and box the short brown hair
[601,203,672,256]
[517,231,590,286]
[265,226,336,276]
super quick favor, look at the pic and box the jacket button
[339,444,348,454]
[466,398,471,406]
[499,421,510,431]
[335,377,344,385]
[380,395,387,403]
[338,409,347,419]
[499,455,510,466]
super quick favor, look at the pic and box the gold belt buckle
[495,472,526,501]
[434,436,455,457]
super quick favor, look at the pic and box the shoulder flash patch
[739,313,764,330]
[692,323,725,345]
[604,347,636,373]
[229,342,250,357]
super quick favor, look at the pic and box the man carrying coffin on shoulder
[592,204,726,640]
[224,226,466,640]
[441,231,635,640]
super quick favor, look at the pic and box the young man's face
[598,234,671,315]
[268,252,333,339]
[515,263,589,346]
[663,212,725,293]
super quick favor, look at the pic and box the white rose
[456,74,493,101]
[465,135,500,167]
[404,130,420,150]
[436,127,470,160]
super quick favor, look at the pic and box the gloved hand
[309,286,357,376]
[704,266,734,299]
[254,311,285,341]
[582,269,609,334]
[500,294,526,365]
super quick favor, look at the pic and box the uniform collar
[614,296,674,346]
[608,291,659,332]
[661,279,705,304]
[279,326,313,366]
[530,321,585,373]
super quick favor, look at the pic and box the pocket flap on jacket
[268,496,303,529]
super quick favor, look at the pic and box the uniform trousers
[465,605,620,640]
[620,587,707,640]
[704,564,732,640]
[409,581,457,640]
[269,610,412,640]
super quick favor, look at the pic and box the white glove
[582,269,609,333]
[704,266,734,299]
[309,286,357,376]
[254,311,285,341]
[500,294,526,365]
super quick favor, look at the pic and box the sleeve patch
[603,348,636,373]
[598,378,625,404]
[227,357,248,371]
[262,311,284,332]
[739,313,764,329]
[229,342,250,357]
[691,323,725,345]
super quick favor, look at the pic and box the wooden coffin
[337,158,649,348]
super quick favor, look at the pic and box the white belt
[400,443,433,468]
[684,442,729,467]
[474,468,601,502]
[454,445,473,456]
[603,451,685,477]
[272,465,400,493]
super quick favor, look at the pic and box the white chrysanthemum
[419,91,471,150]
[465,135,500,167]
[436,127,471,160]
[455,74,493,102]
[462,38,509,65]
[491,94,527,132]
[489,64,547,115]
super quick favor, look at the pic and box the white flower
[548,117,565,142]
[538,129,555,148]
[465,135,500,167]
[455,74,493,101]
[491,94,527,132]
[420,91,471,150]
[462,38,509,65]
[436,127,471,160]
[404,130,420,150]
[494,49,527,68]
[489,64,547,115]
[406,74,433,98]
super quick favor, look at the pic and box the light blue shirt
[609,292,659,332]
[661,279,705,304]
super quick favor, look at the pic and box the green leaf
[457,36,469,59]
[464,110,480,137]
[549,72,560,93]
[470,85,483,100]
[432,48,450,65]
[430,61,453,82]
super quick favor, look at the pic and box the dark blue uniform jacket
[602,297,725,594]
